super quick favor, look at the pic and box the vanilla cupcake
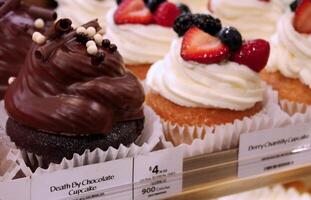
[261,0,311,113]
[209,0,285,40]
[146,13,270,145]
[105,0,189,79]
[56,0,115,29]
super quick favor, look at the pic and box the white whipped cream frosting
[219,185,311,200]
[266,12,311,88]
[56,0,116,29]
[209,0,284,39]
[146,39,264,111]
[105,8,177,65]
[170,0,209,13]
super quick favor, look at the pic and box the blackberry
[147,0,166,12]
[290,0,301,11]
[192,14,222,35]
[218,27,242,51]
[173,13,194,37]
[116,0,122,5]
[177,3,191,14]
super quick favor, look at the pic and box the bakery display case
[1,0,311,199]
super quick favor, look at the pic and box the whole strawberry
[231,39,270,72]
[153,2,181,27]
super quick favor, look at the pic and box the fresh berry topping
[290,0,301,11]
[146,0,166,12]
[218,27,242,51]
[153,2,181,27]
[177,3,191,14]
[181,27,230,64]
[114,0,153,25]
[192,14,222,35]
[231,39,270,72]
[294,0,311,34]
[116,0,122,4]
[173,13,194,37]
[258,0,270,2]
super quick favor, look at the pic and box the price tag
[0,177,31,200]
[133,148,183,200]
[31,158,133,200]
[238,122,311,178]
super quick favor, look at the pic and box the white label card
[238,122,311,178]
[0,177,31,200]
[31,158,133,200]
[133,148,183,200]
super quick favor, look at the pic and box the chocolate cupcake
[0,0,56,99]
[4,18,145,170]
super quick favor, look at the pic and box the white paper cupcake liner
[279,99,311,116]
[160,87,293,158]
[0,102,163,176]
[0,131,27,181]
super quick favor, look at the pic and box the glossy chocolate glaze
[5,19,145,136]
[0,0,56,99]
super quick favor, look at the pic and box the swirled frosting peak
[56,0,116,29]
[0,0,56,99]
[5,19,145,135]
[266,11,311,88]
[209,0,284,39]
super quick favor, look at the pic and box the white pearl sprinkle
[86,40,96,48]
[32,32,46,45]
[71,24,77,29]
[98,29,105,35]
[87,45,98,55]
[76,26,86,34]
[86,27,96,37]
[34,18,45,29]
[8,77,16,85]
[94,34,103,45]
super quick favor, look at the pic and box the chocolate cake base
[6,118,144,171]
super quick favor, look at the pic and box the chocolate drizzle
[0,0,56,99]
[5,19,145,136]
[27,5,57,21]
[0,0,20,17]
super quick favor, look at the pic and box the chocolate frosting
[5,19,145,136]
[0,0,56,99]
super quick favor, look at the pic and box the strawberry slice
[181,27,230,64]
[114,0,153,25]
[231,39,270,72]
[153,2,181,27]
[294,0,311,34]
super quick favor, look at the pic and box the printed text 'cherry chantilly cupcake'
[146,13,270,145]
[261,0,311,114]
[0,0,56,99]
[4,18,145,170]
[106,0,190,79]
